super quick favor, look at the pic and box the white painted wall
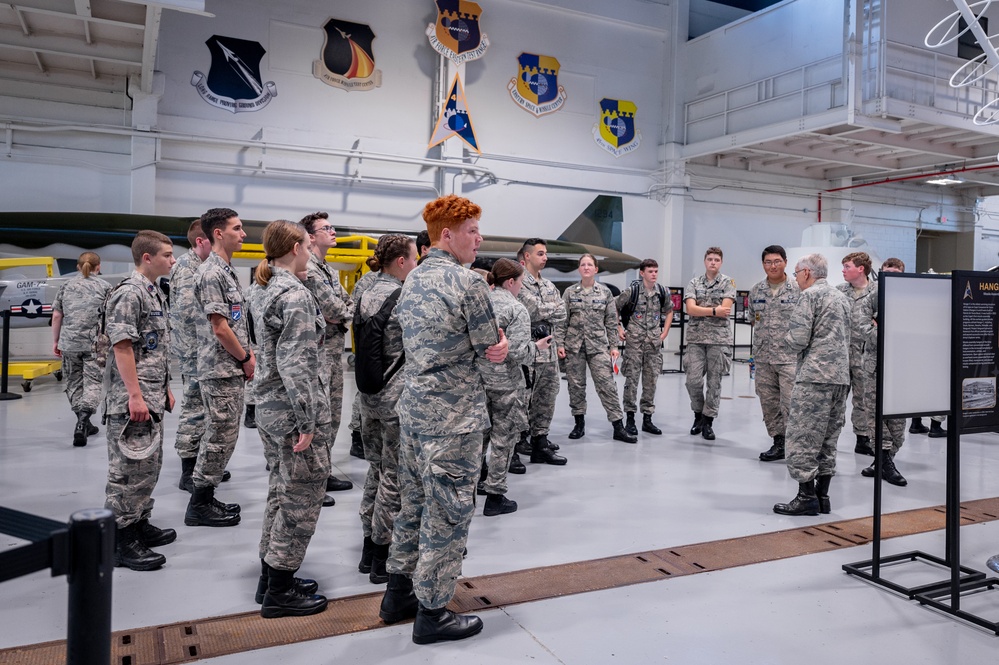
[887,0,999,56]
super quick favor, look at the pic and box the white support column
[660,142,686,288]
[127,73,163,214]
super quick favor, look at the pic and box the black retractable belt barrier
[0,310,21,400]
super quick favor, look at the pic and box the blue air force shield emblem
[593,98,641,157]
[508,53,567,117]
[191,35,277,113]
[426,0,489,64]
[313,18,382,91]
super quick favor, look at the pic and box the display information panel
[953,271,999,433]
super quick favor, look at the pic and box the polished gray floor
[3,361,999,663]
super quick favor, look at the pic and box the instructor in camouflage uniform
[103,231,176,571]
[169,220,213,491]
[378,194,508,645]
[684,247,736,441]
[52,251,109,447]
[301,211,355,502]
[557,254,635,443]
[185,207,251,528]
[748,245,800,462]
[838,251,878,456]
[249,220,330,619]
[773,253,851,517]
[616,258,672,437]
[518,238,567,465]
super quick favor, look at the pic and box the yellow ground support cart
[0,256,63,393]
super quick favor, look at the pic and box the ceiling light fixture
[925,176,965,185]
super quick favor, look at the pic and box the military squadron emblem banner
[508,53,567,117]
[428,74,480,154]
[313,18,382,91]
[427,0,489,64]
[191,35,277,113]
[593,98,640,157]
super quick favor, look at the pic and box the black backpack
[353,288,404,395]
[619,280,668,330]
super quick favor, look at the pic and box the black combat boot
[82,410,99,436]
[412,605,483,645]
[359,535,375,573]
[484,493,518,516]
[759,434,785,462]
[184,486,241,527]
[568,415,585,439]
[327,475,353,492]
[701,415,716,441]
[476,462,488,496]
[178,457,196,493]
[115,523,166,571]
[530,435,567,465]
[261,567,328,619]
[642,414,662,435]
[379,573,419,624]
[612,419,637,443]
[773,480,819,516]
[349,429,365,459]
[515,431,532,455]
[255,560,318,604]
[73,411,88,447]
[928,420,947,438]
[369,542,390,584]
[243,404,256,429]
[135,519,177,547]
[909,417,928,434]
[864,449,907,486]
[689,412,703,435]
[854,435,875,456]
[508,452,526,475]
[815,475,832,514]
[625,412,638,436]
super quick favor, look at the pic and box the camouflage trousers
[174,373,206,459]
[622,336,662,415]
[785,382,848,483]
[685,343,729,418]
[259,425,330,571]
[846,345,875,437]
[566,348,624,422]
[359,403,402,546]
[882,418,906,454]
[104,414,164,528]
[62,350,102,415]
[194,376,244,489]
[348,393,361,433]
[755,362,796,438]
[528,362,559,437]
[326,338,346,447]
[482,386,527,495]
[387,427,482,610]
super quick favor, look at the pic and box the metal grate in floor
[5,497,999,665]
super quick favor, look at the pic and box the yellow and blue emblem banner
[593,98,640,157]
[507,53,567,117]
[428,73,480,154]
[313,18,382,91]
[426,0,489,64]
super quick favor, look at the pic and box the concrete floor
[3,359,999,663]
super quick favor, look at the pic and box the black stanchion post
[1,310,23,400]
[66,508,114,665]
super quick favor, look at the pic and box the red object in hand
[613,361,619,374]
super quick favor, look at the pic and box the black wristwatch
[240,350,252,364]
[712,307,716,317]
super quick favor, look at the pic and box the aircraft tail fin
[557,195,623,252]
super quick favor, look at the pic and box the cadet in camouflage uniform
[838,251,878,456]
[480,259,536,516]
[168,220,213,490]
[185,208,252,528]
[616,258,673,438]
[103,231,176,571]
[684,247,736,441]
[347,266,380,461]
[747,245,800,462]
[355,236,417,584]
[249,220,330,619]
[379,194,507,645]
[557,254,634,443]
[860,258,908,487]
[52,251,110,447]
[773,253,851,517]
[301,212,355,498]
[518,238,568,465]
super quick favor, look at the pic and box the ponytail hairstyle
[366,234,415,272]
[77,251,101,278]
[487,257,524,289]
[255,220,306,286]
